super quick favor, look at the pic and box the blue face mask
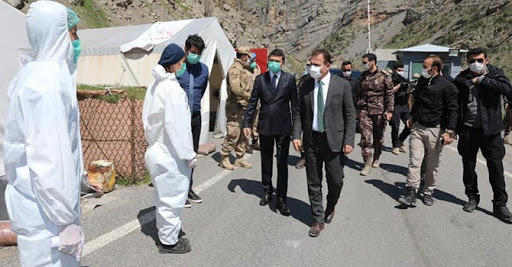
[72,39,81,63]
[268,61,281,74]
[186,53,201,65]
[176,63,187,77]
[250,62,257,70]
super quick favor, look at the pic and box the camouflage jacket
[356,68,395,115]
[226,58,254,110]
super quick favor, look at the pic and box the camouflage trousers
[251,101,261,139]
[359,109,386,161]
[221,114,247,158]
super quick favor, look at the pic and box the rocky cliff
[8,0,512,73]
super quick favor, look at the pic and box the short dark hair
[268,48,286,63]
[362,53,377,63]
[393,63,404,70]
[467,47,487,59]
[429,55,443,72]
[185,34,206,52]
[342,61,352,67]
[311,49,332,64]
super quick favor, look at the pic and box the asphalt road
[2,128,512,266]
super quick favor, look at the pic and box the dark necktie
[317,80,325,132]
[272,74,278,90]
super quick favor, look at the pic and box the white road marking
[445,145,512,178]
[82,155,250,256]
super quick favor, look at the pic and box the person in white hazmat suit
[3,1,84,266]
[143,43,197,254]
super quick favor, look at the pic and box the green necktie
[317,80,325,132]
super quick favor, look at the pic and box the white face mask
[396,71,404,77]
[421,68,432,79]
[342,71,351,77]
[309,65,323,80]
[363,62,372,71]
[469,62,485,74]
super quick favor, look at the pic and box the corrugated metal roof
[393,43,468,53]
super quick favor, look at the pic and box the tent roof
[80,17,219,56]
[393,44,468,54]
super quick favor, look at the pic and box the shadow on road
[345,157,363,171]
[380,163,408,176]
[227,178,313,226]
[137,206,158,245]
[364,179,493,215]
[137,206,188,246]
[211,152,236,164]
[287,155,301,166]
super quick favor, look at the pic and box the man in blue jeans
[177,34,209,208]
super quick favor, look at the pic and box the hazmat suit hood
[21,1,75,72]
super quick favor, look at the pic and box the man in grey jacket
[292,49,356,237]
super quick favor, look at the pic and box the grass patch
[116,172,151,186]
[75,0,110,28]
[78,84,146,103]
[176,0,189,12]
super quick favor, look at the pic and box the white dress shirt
[312,72,331,132]
[270,70,282,88]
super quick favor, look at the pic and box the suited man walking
[243,49,300,216]
[292,49,356,237]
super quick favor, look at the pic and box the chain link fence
[78,90,147,181]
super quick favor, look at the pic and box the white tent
[0,1,29,220]
[77,17,235,145]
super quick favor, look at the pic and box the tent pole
[119,53,140,87]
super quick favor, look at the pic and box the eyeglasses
[469,58,484,64]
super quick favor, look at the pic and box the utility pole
[367,0,371,53]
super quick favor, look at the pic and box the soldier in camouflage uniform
[219,47,255,170]
[357,53,394,176]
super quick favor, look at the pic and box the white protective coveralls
[3,1,83,266]
[143,65,196,245]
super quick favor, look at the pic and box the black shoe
[246,145,253,154]
[276,199,290,216]
[184,199,191,208]
[493,206,512,224]
[295,158,306,169]
[398,187,417,207]
[158,238,191,254]
[188,190,202,203]
[463,197,480,213]
[260,194,272,206]
[325,210,335,224]
[422,194,434,206]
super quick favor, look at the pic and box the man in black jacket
[399,55,458,207]
[243,49,300,216]
[454,48,512,223]
[390,63,411,155]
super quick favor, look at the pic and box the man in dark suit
[243,49,300,216]
[292,49,356,237]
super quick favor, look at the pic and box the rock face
[9,0,512,73]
